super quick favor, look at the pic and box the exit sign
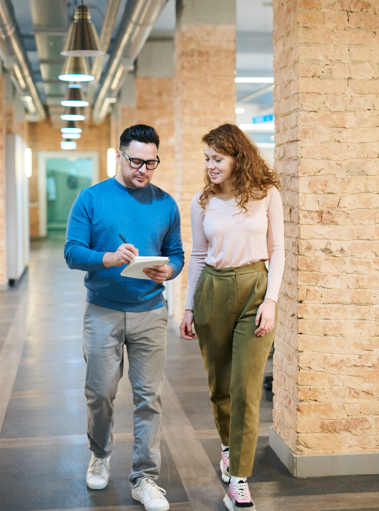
[252,114,274,123]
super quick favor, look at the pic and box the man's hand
[255,298,276,337]
[143,264,173,284]
[103,243,139,268]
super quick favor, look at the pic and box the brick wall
[174,24,236,320]
[28,116,111,237]
[136,76,175,196]
[273,0,379,455]
[0,77,6,286]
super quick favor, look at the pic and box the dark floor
[0,235,378,511]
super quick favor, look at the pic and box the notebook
[120,256,169,280]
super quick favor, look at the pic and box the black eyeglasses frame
[120,150,160,170]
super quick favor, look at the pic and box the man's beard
[122,171,151,189]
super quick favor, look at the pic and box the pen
[119,234,128,244]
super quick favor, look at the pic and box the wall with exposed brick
[173,22,236,320]
[28,116,110,237]
[273,0,379,455]
[135,77,175,196]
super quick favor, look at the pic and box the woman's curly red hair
[199,123,280,212]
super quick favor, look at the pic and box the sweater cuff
[264,291,278,303]
[89,251,107,271]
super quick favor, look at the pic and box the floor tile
[0,444,84,476]
[12,360,86,393]
[0,472,86,511]
[0,395,87,438]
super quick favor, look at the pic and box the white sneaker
[86,453,111,490]
[132,478,170,511]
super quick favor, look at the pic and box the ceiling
[6,0,274,127]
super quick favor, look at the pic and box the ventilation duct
[0,0,45,120]
[92,0,169,124]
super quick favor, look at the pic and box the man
[64,124,184,511]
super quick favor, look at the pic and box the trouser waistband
[203,260,266,277]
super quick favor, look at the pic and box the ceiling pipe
[0,0,45,120]
[239,85,274,104]
[92,0,169,124]
[86,0,122,105]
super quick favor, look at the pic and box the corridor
[0,237,377,511]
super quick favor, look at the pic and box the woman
[180,124,284,511]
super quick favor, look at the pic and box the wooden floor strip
[255,491,379,511]
[0,294,31,432]
[21,504,192,511]
[0,432,134,449]
[0,425,271,449]
[162,376,226,511]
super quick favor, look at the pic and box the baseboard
[269,427,379,477]
[8,266,28,288]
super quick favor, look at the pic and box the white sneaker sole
[223,493,256,511]
[220,460,231,483]
[86,478,108,490]
[131,489,170,511]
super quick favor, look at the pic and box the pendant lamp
[61,121,82,134]
[61,141,77,150]
[59,56,94,82]
[61,4,104,57]
[61,106,85,121]
[61,84,89,107]
[62,133,81,139]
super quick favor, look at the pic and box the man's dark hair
[120,124,160,150]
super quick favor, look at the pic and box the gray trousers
[83,302,168,486]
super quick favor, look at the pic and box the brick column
[174,0,236,321]
[136,39,175,196]
[119,73,137,137]
[271,0,379,476]
[0,70,7,288]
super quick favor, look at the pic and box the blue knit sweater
[64,177,184,312]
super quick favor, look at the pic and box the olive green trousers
[193,261,277,477]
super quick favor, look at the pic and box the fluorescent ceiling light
[239,123,275,132]
[20,95,36,114]
[235,77,274,84]
[62,133,81,139]
[24,148,32,177]
[61,141,77,150]
[235,107,245,114]
[59,73,94,82]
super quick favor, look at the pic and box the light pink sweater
[184,186,285,311]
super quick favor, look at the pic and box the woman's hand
[255,298,276,337]
[180,310,196,340]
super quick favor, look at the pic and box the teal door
[46,158,93,232]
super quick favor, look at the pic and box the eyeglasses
[120,150,160,171]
